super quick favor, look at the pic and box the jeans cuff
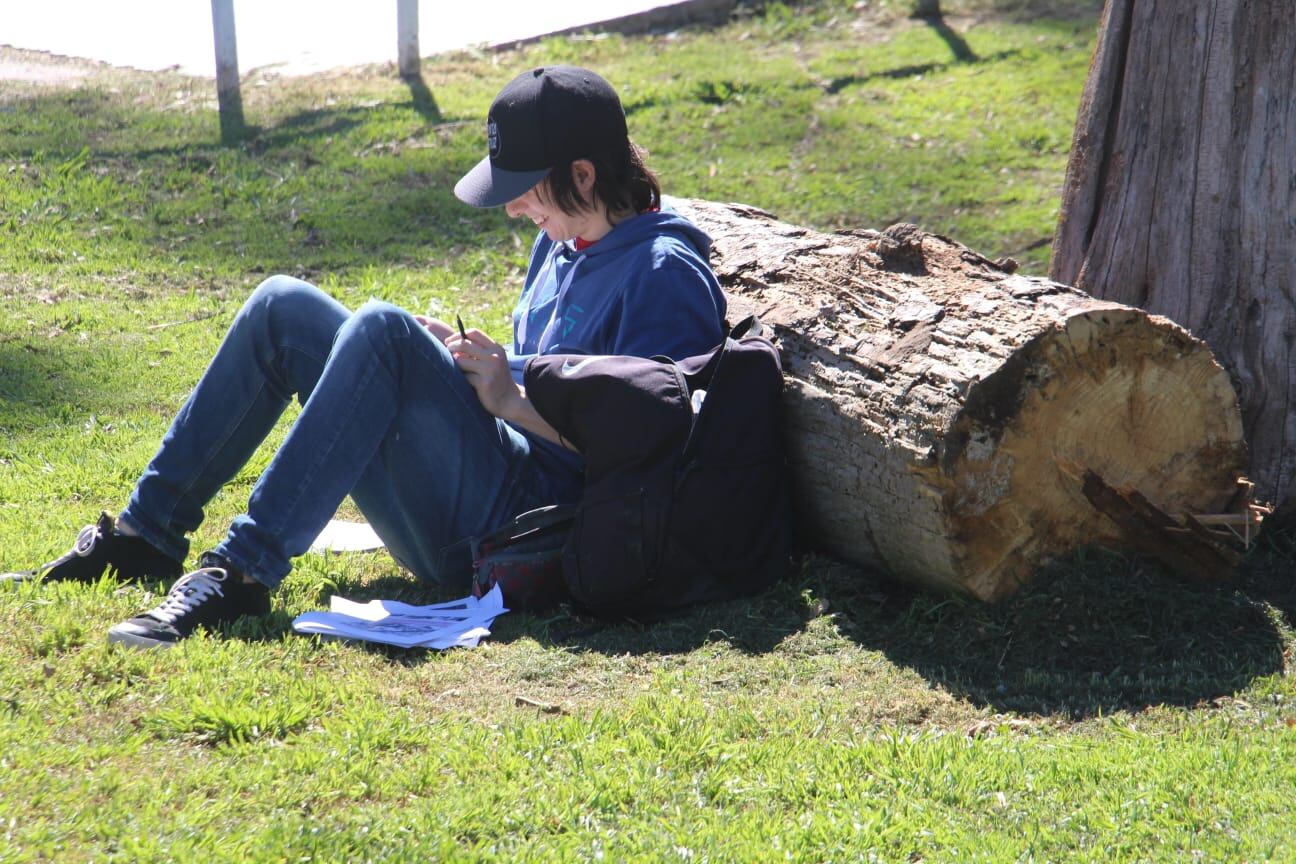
[211,544,281,592]
[116,508,189,566]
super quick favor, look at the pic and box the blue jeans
[118,276,578,590]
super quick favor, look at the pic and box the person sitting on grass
[2,66,727,649]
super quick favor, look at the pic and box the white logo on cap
[487,120,500,158]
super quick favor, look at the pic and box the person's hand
[413,314,455,343]
[449,328,576,451]
[448,328,522,419]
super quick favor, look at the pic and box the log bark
[1050,0,1296,509]
[677,199,1249,601]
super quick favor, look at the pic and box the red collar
[573,208,659,251]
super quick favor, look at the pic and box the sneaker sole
[107,627,179,650]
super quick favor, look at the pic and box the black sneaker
[0,512,183,585]
[107,554,271,649]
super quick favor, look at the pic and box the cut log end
[930,309,1247,600]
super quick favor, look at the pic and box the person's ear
[571,159,597,203]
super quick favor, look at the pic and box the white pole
[211,0,244,142]
[397,0,420,78]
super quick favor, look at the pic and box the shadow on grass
[915,8,978,62]
[1,88,501,278]
[138,99,451,161]
[814,538,1295,718]
[3,85,454,162]
[546,577,816,656]
[221,70,442,151]
[0,341,130,433]
[820,47,1021,95]
[970,0,1104,24]
[402,72,443,124]
[316,568,816,658]
[255,527,1293,710]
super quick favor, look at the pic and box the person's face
[504,183,584,243]
[504,160,613,244]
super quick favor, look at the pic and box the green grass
[4,1,1296,860]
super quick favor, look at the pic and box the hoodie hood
[511,195,725,362]
[574,200,712,261]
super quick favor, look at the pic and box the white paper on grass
[291,584,507,649]
[308,519,385,553]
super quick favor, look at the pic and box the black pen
[456,314,467,340]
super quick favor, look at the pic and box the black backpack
[525,316,793,618]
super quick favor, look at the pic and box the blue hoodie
[506,200,727,494]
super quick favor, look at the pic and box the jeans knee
[236,275,346,346]
[335,301,454,380]
[342,300,415,348]
[245,275,325,320]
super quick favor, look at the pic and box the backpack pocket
[562,481,670,617]
[471,505,574,611]
[670,456,792,594]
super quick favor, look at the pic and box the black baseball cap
[454,66,629,208]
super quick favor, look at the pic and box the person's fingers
[454,352,485,372]
[450,337,506,364]
[413,315,456,342]
[449,339,483,361]
[457,328,500,349]
[454,349,506,374]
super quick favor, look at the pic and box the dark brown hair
[541,139,661,218]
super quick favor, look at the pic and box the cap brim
[454,155,552,208]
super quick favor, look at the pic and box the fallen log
[676,199,1252,601]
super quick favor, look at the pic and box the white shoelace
[25,521,103,577]
[148,567,228,624]
[3,518,107,582]
[72,522,103,557]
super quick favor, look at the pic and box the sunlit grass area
[3,1,1295,860]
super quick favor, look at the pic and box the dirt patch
[0,46,122,87]
[0,45,203,113]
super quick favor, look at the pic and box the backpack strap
[476,504,575,547]
[678,316,767,464]
[729,315,766,341]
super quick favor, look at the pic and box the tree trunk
[677,199,1250,601]
[1051,0,1296,509]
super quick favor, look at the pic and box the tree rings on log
[677,199,1250,601]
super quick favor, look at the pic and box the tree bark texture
[678,199,1248,601]
[1051,0,1296,508]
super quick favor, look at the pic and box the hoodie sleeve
[609,248,727,361]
